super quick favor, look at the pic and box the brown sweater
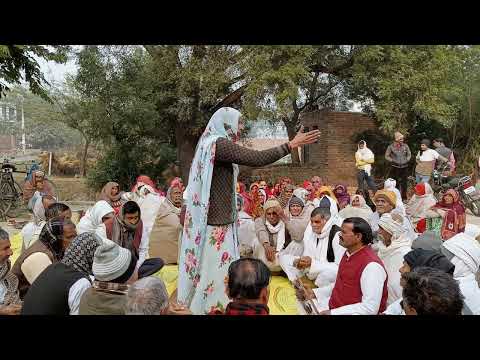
[208,138,290,225]
[11,241,55,299]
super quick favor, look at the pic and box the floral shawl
[178,107,242,307]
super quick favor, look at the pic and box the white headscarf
[377,213,412,258]
[338,194,373,224]
[442,233,480,277]
[406,182,437,219]
[465,224,480,240]
[313,195,342,226]
[356,140,374,175]
[384,178,406,215]
[293,188,309,204]
[77,200,114,235]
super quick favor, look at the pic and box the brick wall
[239,110,377,186]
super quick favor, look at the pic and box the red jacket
[329,246,388,314]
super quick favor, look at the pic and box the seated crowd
[1,173,480,316]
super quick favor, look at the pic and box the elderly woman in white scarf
[384,178,406,216]
[21,194,56,252]
[377,213,412,305]
[254,199,291,272]
[441,233,480,314]
[76,200,115,238]
[281,195,314,257]
[405,182,438,233]
[338,194,373,225]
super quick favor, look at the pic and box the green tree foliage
[0,45,70,101]
[60,46,177,190]
[0,86,82,149]
[240,45,357,163]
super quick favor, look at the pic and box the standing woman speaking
[177,107,321,314]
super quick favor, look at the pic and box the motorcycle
[432,163,480,216]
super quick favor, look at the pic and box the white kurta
[376,234,412,305]
[279,218,345,301]
[238,211,257,255]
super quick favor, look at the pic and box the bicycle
[0,159,24,220]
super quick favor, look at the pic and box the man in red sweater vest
[297,217,388,315]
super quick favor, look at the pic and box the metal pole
[48,152,52,177]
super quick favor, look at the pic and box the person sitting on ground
[431,189,466,240]
[0,228,21,315]
[383,248,455,315]
[12,218,77,299]
[441,233,480,315]
[415,139,448,184]
[383,178,406,215]
[277,184,295,209]
[333,184,351,210]
[283,195,314,256]
[281,206,345,312]
[254,199,291,273]
[297,217,388,315]
[209,258,271,315]
[98,182,125,215]
[22,201,72,252]
[371,190,416,240]
[311,176,323,196]
[23,170,56,204]
[314,186,337,204]
[131,175,162,195]
[401,266,464,315]
[76,200,115,236]
[20,194,56,252]
[237,196,257,258]
[293,187,314,208]
[125,276,192,315]
[411,231,444,252]
[377,213,412,305]
[406,182,438,234]
[21,233,102,315]
[149,184,183,265]
[103,201,164,278]
[125,276,170,315]
[339,194,373,225]
[313,195,343,226]
[79,240,138,315]
[303,180,316,202]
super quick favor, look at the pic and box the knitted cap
[92,239,132,282]
[373,190,397,208]
[289,195,304,208]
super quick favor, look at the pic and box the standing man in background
[385,132,411,201]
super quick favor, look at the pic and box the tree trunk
[285,122,301,165]
[175,125,200,184]
[81,137,90,177]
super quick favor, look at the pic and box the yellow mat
[10,231,299,315]
[154,265,299,315]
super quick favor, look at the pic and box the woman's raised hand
[289,125,321,149]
